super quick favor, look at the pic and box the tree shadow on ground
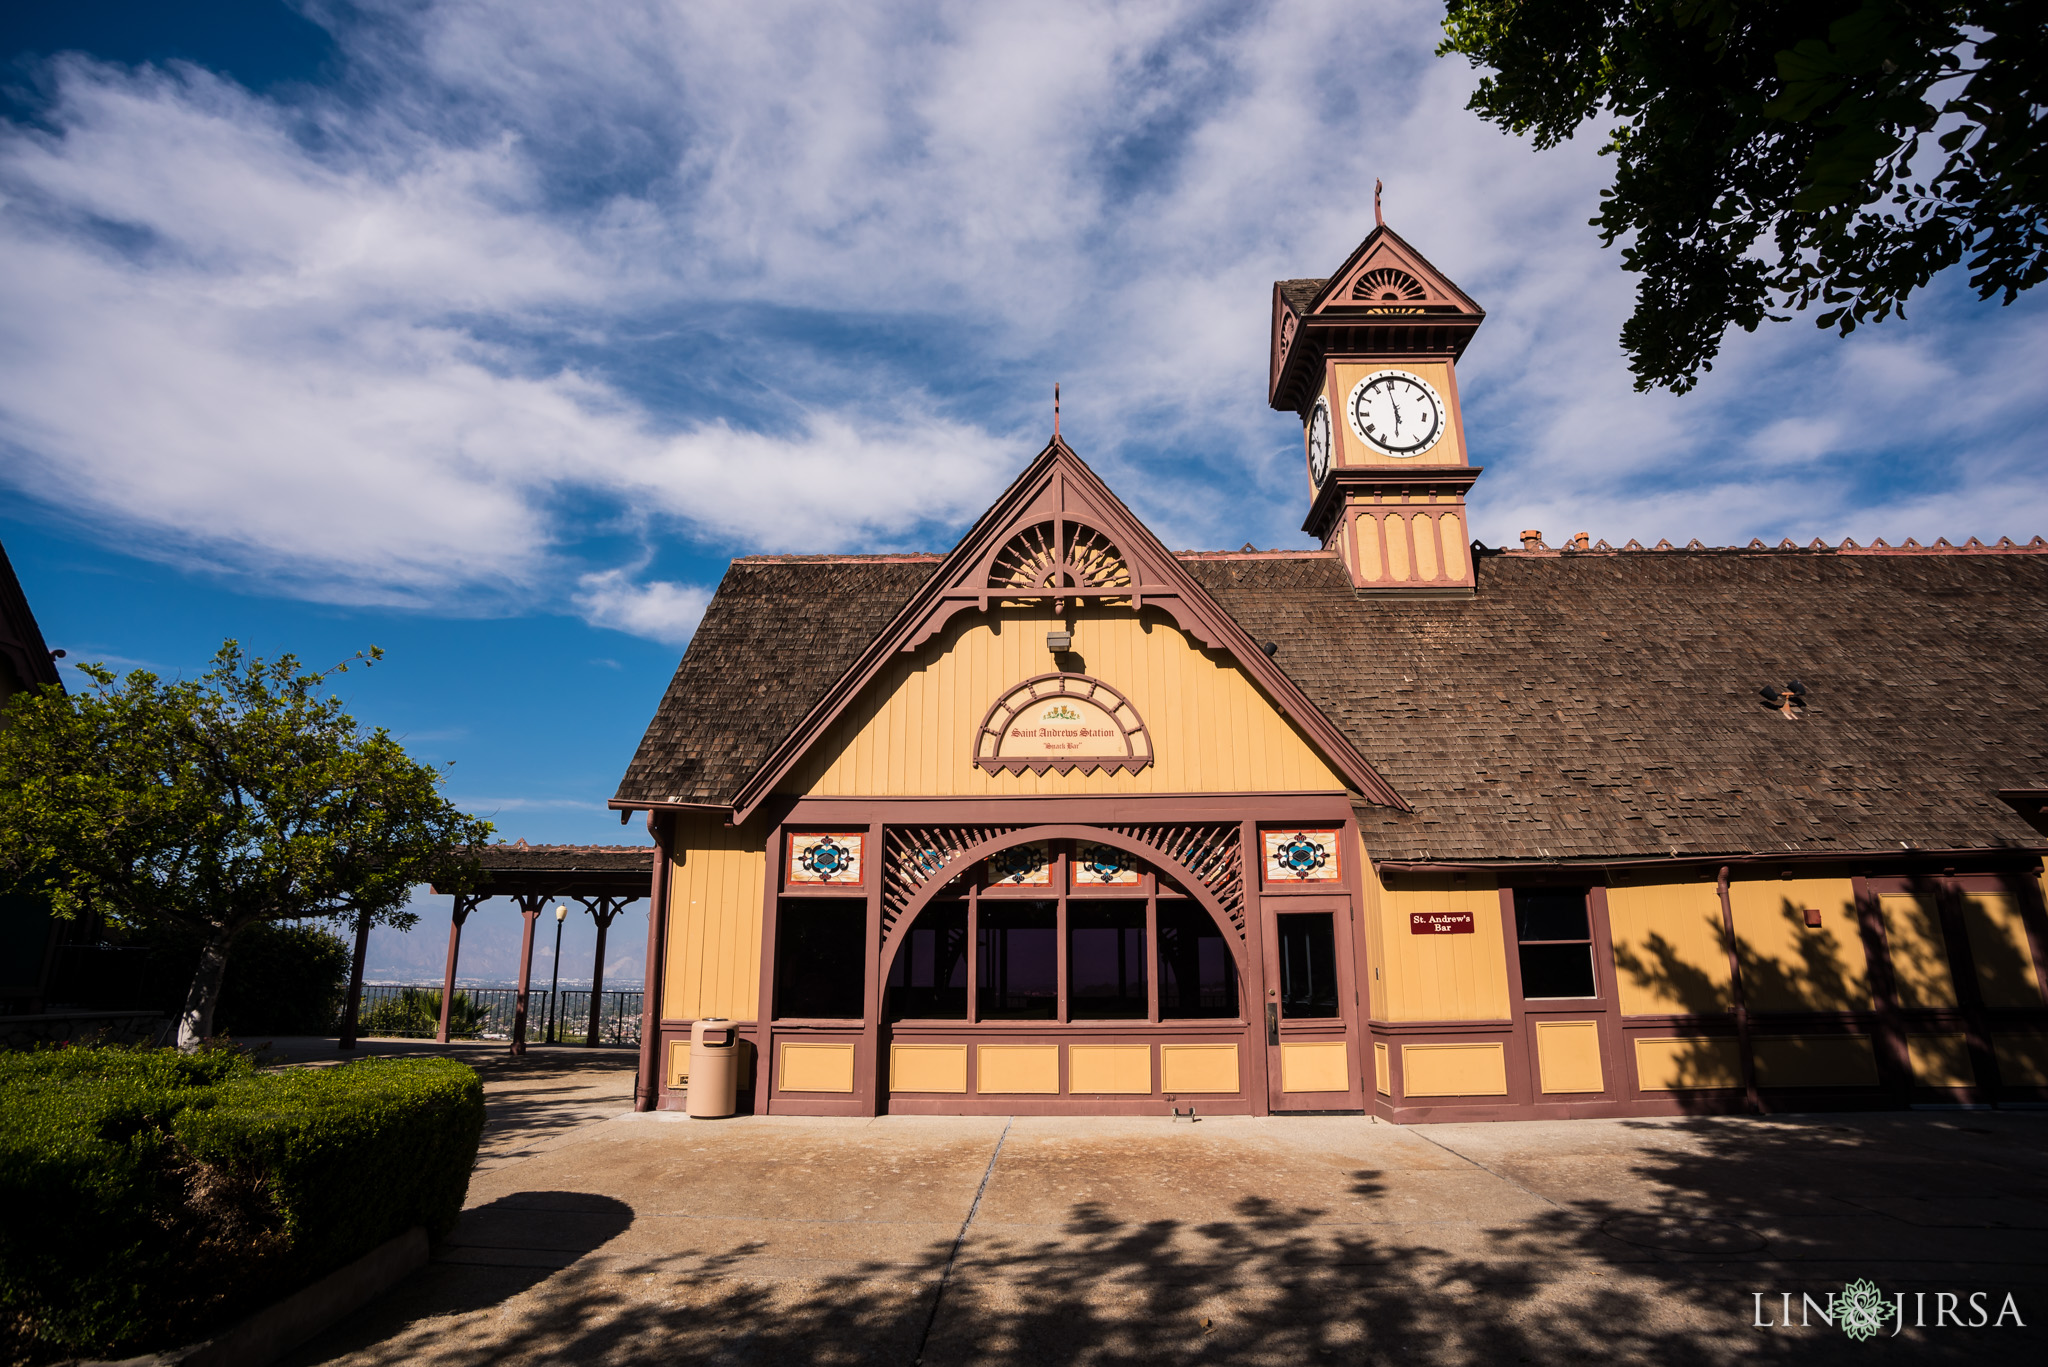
[284,1112,2047,1367]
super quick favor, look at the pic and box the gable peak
[1310,224,1480,318]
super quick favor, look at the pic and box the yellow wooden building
[612,219,2048,1122]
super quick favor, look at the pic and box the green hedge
[0,1048,484,1361]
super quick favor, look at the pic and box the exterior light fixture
[1047,631,1073,653]
[554,903,568,922]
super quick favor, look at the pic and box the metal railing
[345,985,643,1045]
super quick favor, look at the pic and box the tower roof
[1269,222,1485,413]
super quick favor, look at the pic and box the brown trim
[1852,874,1914,1094]
[751,823,781,1116]
[1716,867,1762,1113]
[633,811,674,1111]
[725,440,1407,821]
[1934,876,2004,1099]
[788,793,1353,823]
[876,824,1254,984]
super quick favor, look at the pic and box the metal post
[546,906,565,1045]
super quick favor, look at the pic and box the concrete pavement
[278,1067,2048,1365]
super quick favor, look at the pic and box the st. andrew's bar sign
[1410,911,1475,934]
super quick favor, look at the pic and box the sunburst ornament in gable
[1351,267,1426,313]
[988,521,1131,602]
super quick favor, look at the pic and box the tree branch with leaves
[0,642,493,1048]
[1439,0,2045,391]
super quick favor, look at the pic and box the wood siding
[662,813,769,1023]
[1373,876,1511,1022]
[1605,874,1734,1015]
[1728,875,1869,1012]
[791,606,1345,798]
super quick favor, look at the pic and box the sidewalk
[278,1078,2048,1366]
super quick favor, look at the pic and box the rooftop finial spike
[1054,382,1061,440]
[1374,178,1384,227]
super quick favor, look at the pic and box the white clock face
[1306,399,1332,487]
[1346,370,1446,457]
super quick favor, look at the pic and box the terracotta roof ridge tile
[732,553,946,563]
[1174,549,1339,560]
[1491,536,2048,556]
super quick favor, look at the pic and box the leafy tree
[1439,0,2045,391]
[0,643,491,1048]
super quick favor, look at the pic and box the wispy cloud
[1,0,2041,651]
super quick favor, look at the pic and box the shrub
[0,1048,483,1361]
[214,922,351,1036]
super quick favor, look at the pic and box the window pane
[885,900,968,1021]
[977,900,1057,1019]
[1068,900,1146,1019]
[1518,943,1597,999]
[1157,904,1238,1019]
[1514,888,1589,942]
[774,898,865,1019]
[1277,912,1340,1018]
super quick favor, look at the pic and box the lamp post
[546,903,567,1045]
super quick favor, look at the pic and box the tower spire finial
[1374,179,1384,227]
[1054,382,1061,440]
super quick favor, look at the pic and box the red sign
[1410,911,1475,935]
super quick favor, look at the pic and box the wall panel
[890,1044,968,1093]
[1752,1035,1879,1088]
[1401,1042,1507,1097]
[1159,1043,1240,1093]
[1069,1044,1151,1094]
[977,1044,1060,1094]
[1633,1036,1742,1090]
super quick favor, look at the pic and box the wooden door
[1260,895,1366,1111]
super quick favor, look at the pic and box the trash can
[686,1017,738,1118]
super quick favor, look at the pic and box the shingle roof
[615,548,2048,863]
[1185,550,2048,862]
[614,559,938,806]
[477,843,653,873]
[1278,278,1325,314]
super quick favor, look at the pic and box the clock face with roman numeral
[1306,398,1331,486]
[1346,370,1446,457]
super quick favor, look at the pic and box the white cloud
[572,569,709,645]
[2,0,2042,646]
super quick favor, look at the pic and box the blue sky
[4,3,2044,984]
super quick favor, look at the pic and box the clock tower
[1270,215,1485,594]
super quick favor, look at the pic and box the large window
[885,900,968,1020]
[1068,900,1147,1019]
[775,898,865,1019]
[1276,912,1340,1018]
[1513,888,1597,999]
[978,900,1058,1019]
[862,846,1253,1026]
[1157,903,1238,1018]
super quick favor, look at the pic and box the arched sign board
[975,673,1152,777]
